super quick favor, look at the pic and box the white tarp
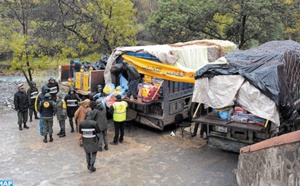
[104,40,237,84]
[192,75,280,126]
[192,75,245,108]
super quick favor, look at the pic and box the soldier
[108,95,128,145]
[64,87,81,133]
[79,111,100,172]
[47,77,59,102]
[38,93,56,143]
[14,83,30,130]
[56,92,67,138]
[27,81,39,122]
[35,85,50,136]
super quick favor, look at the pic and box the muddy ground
[0,111,238,186]
[0,72,238,185]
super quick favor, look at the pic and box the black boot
[70,122,74,133]
[87,160,90,170]
[29,115,33,122]
[23,123,29,129]
[43,135,48,143]
[57,129,63,136]
[34,112,39,119]
[59,129,66,138]
[19,124,23,131]
[89,164,96,172]
[49,135,53,142]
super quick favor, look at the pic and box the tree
[0,0,39,85]
[39,0,138,54]
[0,0,139,85]
[147,0,300,48]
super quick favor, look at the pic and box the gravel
[0,70,59,112]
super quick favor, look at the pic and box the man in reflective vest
[108,94,128,145]
[47,77,59,102]
[64,87,81,133]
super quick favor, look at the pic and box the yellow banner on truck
[122,54,196,83]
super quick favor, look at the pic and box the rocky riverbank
[0,70,59,112]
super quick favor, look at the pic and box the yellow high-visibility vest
[113,101,128,122]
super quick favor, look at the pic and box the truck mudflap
[207,132,252,153]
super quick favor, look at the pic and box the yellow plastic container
[67,78,74,87]
[75,72,81,89]
[83,73,89,91]
[144,75,152,83]
[141,85,150,97]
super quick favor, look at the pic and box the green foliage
[147,0,300,48]
[0,0,139,84]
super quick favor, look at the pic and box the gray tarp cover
[194,40,300,133]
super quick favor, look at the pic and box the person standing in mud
[38,93,56,143]
[64,87,81,133]
[79,111,100,172]
[14,83,30,131]
[74,99,92,147]
[47,77,59,102]
[35,84,50,136]
[56,92,67,138]
[108,95,128,145]
[27,81,39,122]
[92,99,109,151]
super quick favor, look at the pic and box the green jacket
[56,99,67,121]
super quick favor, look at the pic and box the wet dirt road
[0,111,238,186]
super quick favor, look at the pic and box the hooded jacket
[64,87,81,117]
[79,112,100,153]
[39,96,56,118]
[123,63,141,81]
[27,81,39,106]
[35,85,50,112]
[74,99,92,125]
[47,78,59,96]
[56,92,67,121]
[92,101,108,131]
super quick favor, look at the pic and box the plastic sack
[219,110,229,120]
[141,84,160,102]
[119,74,128,90]
[93,93,101,99]
[104,92,117,107]
[96,97,106,108]
[114,85,126,96]
[103,83,115,95]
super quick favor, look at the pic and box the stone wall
[236,130,300,186]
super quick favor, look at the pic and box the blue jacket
[35,85,50,112]
[39,98,56,118]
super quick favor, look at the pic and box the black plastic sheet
[81,55,109,70]
[195,40,300,133]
